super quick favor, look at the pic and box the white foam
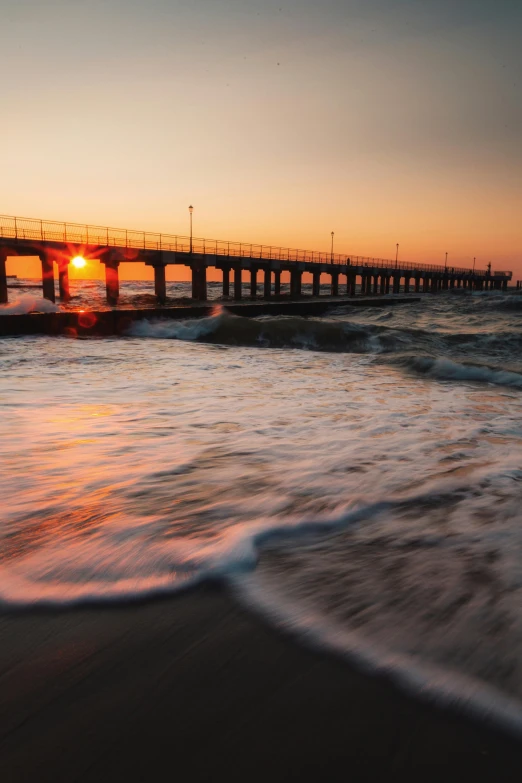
[127,306,224,340]
[405,355,522,389]
[0,295,60,315]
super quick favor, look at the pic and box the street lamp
[395,243,399,269]
[330,231,334,263]
[189,205,194,253]
[445,252,448,270]
[473,257,476,273]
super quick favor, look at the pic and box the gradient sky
[3,0,521,280]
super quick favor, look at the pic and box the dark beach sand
[0,584,520,782]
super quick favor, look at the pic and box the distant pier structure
[0,215,512,306]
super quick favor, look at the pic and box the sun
[71,256,87,269]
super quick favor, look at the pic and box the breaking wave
[127,307,522,389]
[0,295,60,315]
[394,355,522,389]
[128,307,411,353]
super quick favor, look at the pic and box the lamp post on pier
[189,205,194,253]
[395,243,399,269]
[330,231,334,263]
[445,252,448,271]
[473,257,476,273]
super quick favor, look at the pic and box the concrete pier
[222,267,230,297]
[191,264,207,302]
[250,268,257,299]
[0,249,7,304]
[290,268,302,297]
[0,214,511,307]
[40,252,55,303]
[104,261,120,306]
[58,262,70,303]
[0,296,422,338]
[274,270,281,298]
[154,265,167,305]
[263,269,271,299]
[233,267,242,300]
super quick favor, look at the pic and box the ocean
[1,280,522,731]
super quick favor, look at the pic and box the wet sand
[0,584,520,782]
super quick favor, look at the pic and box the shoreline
[0,584,520,781]
[0,295,419,337]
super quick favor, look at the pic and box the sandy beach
[0,585,521,782]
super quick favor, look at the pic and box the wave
[0,500,390,608]
[127,307,414,354]
[127,308,522,389]
[395,355,522,389]
[0,295,60,315]
[477,292,522,312]
[4,483,522,739]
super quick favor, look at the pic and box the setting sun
[71,256,87,269]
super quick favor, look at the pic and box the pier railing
[0,214,486,275]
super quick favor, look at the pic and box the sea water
[1,282,522,730]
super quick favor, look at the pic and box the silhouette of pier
[0,215,512,306]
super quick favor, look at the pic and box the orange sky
[3,0,521,280]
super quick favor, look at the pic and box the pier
[0,214,512,306]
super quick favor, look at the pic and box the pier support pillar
[373,275,379,295]
[290,269,302,298]
[191,265,207,301]
[222,267,230,297]
[385,276,390,294]
[0,250,7,304]
[233,267,242,300]
[348,273,356,296]
[40,252,56,303]
[312,271,321,297]
[414,276,420,293]
[58,262,71,303]
[104,261,120,306]
[404,277,410,294]
[154,265,167,305]
[274,270,281,298]
[423,277,429,293]
[263,268,271,299]
[431,277,438,293]
[250,268,258,299]
[379,275,386,294]
[450,278,455,289]
[200,266,208,300]
[392,275,400,294]
[331,272,339,297]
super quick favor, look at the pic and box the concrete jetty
[0,215,512,308]
[0,296,419,338]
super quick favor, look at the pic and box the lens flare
[71,256,87,269]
